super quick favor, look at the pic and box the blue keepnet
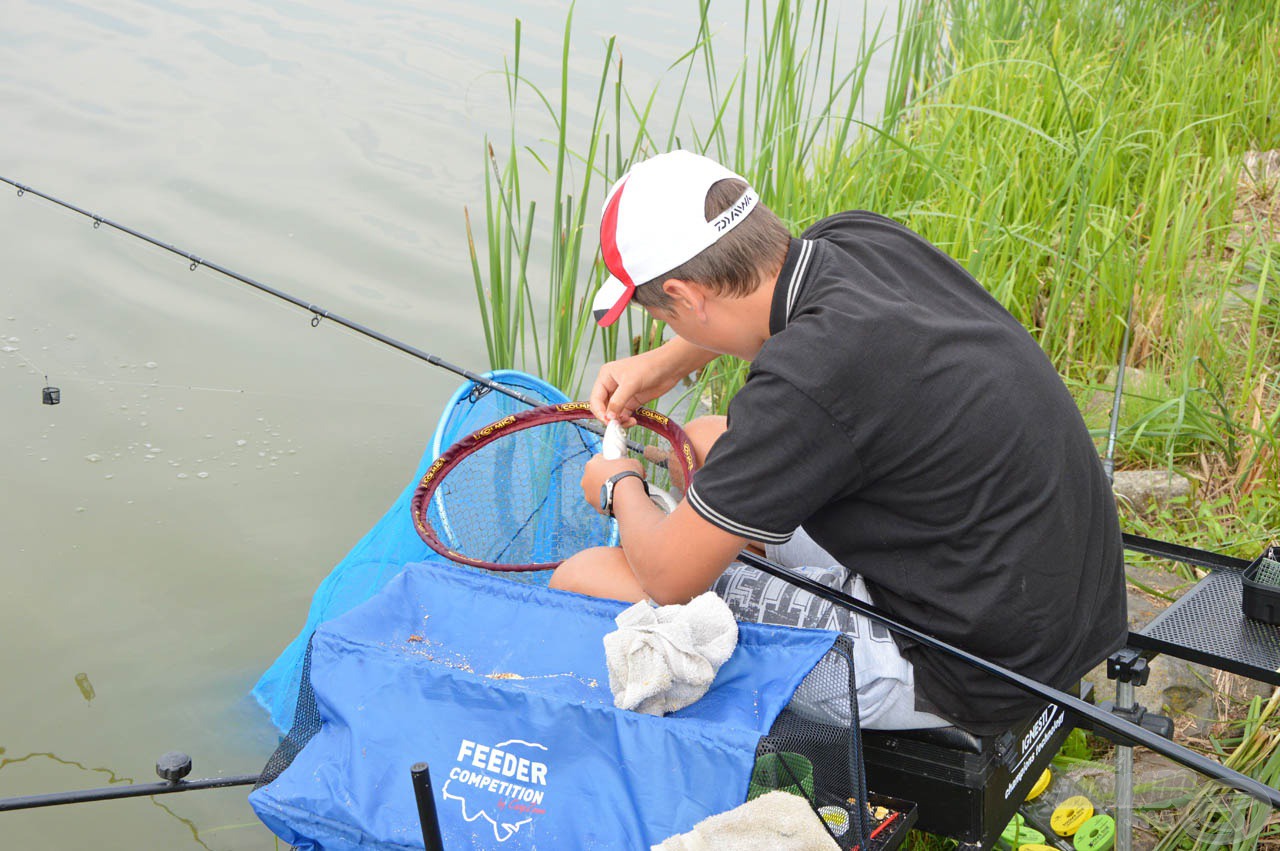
[252,371,574,732]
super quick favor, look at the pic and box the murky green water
[0,1,892,847]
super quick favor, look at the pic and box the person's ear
[662,278,708,320]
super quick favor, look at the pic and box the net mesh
[752,635,873,849]
[256,639,322,790]
[416,412,689,571]
[1254,556,1280,586]
[424,420,616,568]
[253,372,569,733]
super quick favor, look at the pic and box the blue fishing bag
[249,561,847,850]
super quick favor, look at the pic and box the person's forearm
[610,477,742,605]
[654,336,719,381]
[609,478,674,598]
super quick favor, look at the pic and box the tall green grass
[465,9,622,394]
[844,0,1280,558]
[466,0,927,401]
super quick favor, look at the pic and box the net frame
[409,402,699,571]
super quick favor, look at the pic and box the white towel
[603,592,738,716]
[651,791,840,851]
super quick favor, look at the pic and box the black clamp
[1097,700,1175,740]
[156,751,193,784]
[1106,647,1151,686]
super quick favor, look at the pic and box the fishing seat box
[861,685,1084,847]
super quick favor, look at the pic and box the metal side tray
[1129,544,1280,685]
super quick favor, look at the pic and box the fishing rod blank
[0,175,543,407]
[1102,284,1137,485]
[735,548,1280,811]
[0,752,257,813]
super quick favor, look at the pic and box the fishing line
[1,176,514,394]
[0,175,650,453]
[3,337,431,409]
[0,342,62,403]
[1,359,250,397]
[1,310,97,405]
[1,344,44,375]
[35,373,434,410]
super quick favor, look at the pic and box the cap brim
[592,276,635,327]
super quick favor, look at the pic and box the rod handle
[411,762,446,851]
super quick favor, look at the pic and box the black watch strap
[602,471,648,517]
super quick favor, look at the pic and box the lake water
[0,1,893,847]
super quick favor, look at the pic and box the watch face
[600,482,610,513]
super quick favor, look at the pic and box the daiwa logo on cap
[710,189,757,232]
[443,737,551,842]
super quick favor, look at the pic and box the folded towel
[603,592,738,716]
[652,790,840,851]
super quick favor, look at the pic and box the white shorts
[711,529,949,730]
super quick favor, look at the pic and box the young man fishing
[550,150,1127,734]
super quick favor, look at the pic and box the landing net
[410,403,697,572]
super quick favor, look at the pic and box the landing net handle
[410,403,698,572]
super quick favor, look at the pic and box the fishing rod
[736,548,1280,810]
[1103,273,1139,485]
[0,752,257,813]
[0,175,652,455]
[0,750,448,851]
[8,174,1275,811]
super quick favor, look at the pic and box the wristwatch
[599,471,648,518]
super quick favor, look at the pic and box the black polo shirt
[685,211,1126,734]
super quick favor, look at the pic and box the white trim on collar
[784,239,815,327]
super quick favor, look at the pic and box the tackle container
[861,688,1082,846]
[1241,545,1280,625]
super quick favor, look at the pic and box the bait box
[865,792,919,851]
[861,690,1080,846]
[1241,546,1280,625]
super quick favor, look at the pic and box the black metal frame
[1120,533,1280,686]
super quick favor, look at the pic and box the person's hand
[591,338,718,425]
[589,348,681,427]
[581,454,644,514]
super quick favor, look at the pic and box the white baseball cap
[592,150,758,327]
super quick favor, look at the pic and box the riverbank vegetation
[467,2,1280,844]
[469,0,1279,560]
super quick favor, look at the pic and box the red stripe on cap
[600,180,632,286]
[595,280,635,327]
